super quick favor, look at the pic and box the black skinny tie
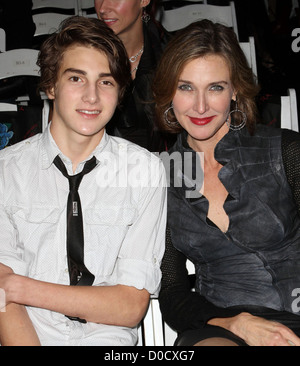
[53,155,97,322]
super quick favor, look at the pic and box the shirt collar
[40,123,110,170]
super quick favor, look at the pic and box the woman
[95,0,173,151]
[153,19,300,346]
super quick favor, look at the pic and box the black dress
[159,127,300,345]
[106,20,175,152]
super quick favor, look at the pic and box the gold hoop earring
[226,100,247,131]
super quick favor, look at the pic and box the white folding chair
[32,0,79,38]
[137,257,196,346]
[137,298,165,346]
[163,322,178,346]
[161,0,206,9]
[32,0,78,14]
[281,88,299,132]
[239,36,258,80]
[160,1,239,39]
[78,0,96,16]
[0,49,40,78]
[33,12,70,37]
[0,28,5,53]
[0,48,50,132]
[0,103,18,112]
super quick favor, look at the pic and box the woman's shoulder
[145,19,171,50]
[281,128,300,163]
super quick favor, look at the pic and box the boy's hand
[0,263,14,309]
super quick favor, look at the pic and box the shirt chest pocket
[12,206,61,223]
[10,206,61,238]
[84,206,136,226]
[10,206,62,278]
[84,206,137,278]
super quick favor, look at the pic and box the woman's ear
[141,0,151,8]
[232,91,237,102]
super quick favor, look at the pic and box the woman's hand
[208,312,300,346]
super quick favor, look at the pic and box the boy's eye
[70,76,82,82]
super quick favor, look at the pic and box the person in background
[0,16,166,346]
[153,19,300,346]
[95,0,174,151]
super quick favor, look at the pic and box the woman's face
[95,0,149,37]
[172,54,236,146]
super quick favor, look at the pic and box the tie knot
[53,155,97,192]
[68,173,83,191]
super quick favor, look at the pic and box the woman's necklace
[129,45,144,63]
[129,45,144,74]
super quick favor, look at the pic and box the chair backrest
[137,257,196,346]
[32,0,78,14]
[0,28,6,53]
[160,1,239,39]
[137,298,165,346]
[239,36,258,80]
[33,12,70,37]
[0,49,40,79]
[32,0,79,39]
[0,48,50,136]
[0,103,18,112]
[78,0,96,16]
[281,88,299,132]
[161,0,206,10]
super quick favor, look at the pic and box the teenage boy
[0,16,166,346]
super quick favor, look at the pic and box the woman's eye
[178,84,192,91]
[210,84,224,91]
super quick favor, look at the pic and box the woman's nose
[193,93,209,114]
[96,0,110,15]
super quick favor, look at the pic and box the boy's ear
[47,87,55,100]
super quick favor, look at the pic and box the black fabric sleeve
[158,227,240,333]
[281,128,300,215]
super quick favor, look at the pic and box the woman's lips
[101,18,117,27]
[189,116,216,126]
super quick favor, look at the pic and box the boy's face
[48,45,119,141]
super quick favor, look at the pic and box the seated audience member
[94,0,174,151]
[153,20,300,346]
[0,16,166,346]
